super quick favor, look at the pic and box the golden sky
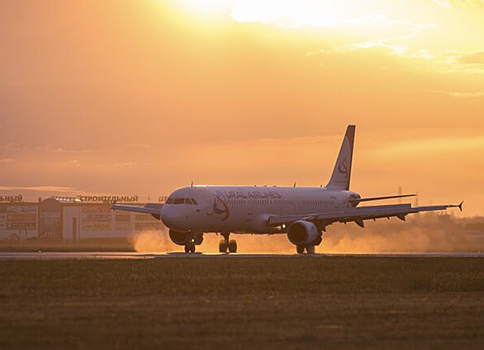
[0,0,483,215]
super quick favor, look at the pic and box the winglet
[450,201,464,212]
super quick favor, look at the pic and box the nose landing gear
[183,233,203,254]
[219,233,237,253]
[184,244,196,253]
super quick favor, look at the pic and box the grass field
[1,257,484,349]
[0,238,134,252]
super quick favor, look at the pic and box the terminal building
[0,196,165,241]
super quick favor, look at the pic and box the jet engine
[287,220,322,246]
[169,230,190,245]
[169,230,203,246]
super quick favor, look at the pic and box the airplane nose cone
[160,205,173,227]
[160,205,185,231]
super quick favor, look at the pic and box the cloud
[459,51,484,65]
[429,90,484,97]
[114,162,138,167]
[230,0,436,48]
[231,0,385,28]
[0,185,78,193]
[431,0,484,8]
[370,135,484,156]
[383,88,484,98]
[431,0,451,7]
[0,158,14,164]
[127,143,151,149]
[228,0,483,77]
[452,0,484,7]
[0,144,26,151]
[315,43,484,78]
[342,41,436,60]
[68,160,81,167]
[35,145,98,153]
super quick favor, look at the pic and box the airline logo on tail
[338,157,349,179]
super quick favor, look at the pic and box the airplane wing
[268,202,463,229]
[112,203,163,219]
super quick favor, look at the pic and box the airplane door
[203,193,215,231]
[200,188,213,216]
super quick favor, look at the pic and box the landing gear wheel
[306,245,316,255]
[296,245,305,254]
[185,244,196,253]
[219,240,228,253]
[228,239,237,253]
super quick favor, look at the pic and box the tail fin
[326,125,356,191]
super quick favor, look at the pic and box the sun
[169,0,484,61]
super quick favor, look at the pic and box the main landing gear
[219,233,237,254]
[296,245,316,255]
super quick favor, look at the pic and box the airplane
[112,125,463,254]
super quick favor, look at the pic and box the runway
[0,251,483,260]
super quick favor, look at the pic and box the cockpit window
[173,198,185,204]
[167,197,198,205]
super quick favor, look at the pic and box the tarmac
[0,252,483,260]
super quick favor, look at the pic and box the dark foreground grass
[0,238,134,252]
[1,258,484,350]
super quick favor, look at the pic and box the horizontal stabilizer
[349,193,417,204]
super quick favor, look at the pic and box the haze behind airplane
[113,125,463,254]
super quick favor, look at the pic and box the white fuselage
[160,186,359,234]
